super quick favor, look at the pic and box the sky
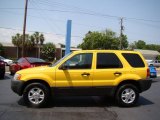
[0,0,160,46]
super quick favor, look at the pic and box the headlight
[14,73,21,80]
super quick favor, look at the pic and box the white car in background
[146,59,160,68]
[0,56,13,66]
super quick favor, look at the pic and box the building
[134,49,160,60]
[1,43,81,60]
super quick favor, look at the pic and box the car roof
[72,50,141,54]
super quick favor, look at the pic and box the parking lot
[0,69,160,120]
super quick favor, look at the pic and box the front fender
[21,73,55,87]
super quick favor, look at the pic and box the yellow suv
[11,50,152,107]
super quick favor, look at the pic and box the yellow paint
[16,50,148,87]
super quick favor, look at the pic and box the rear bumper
[138,79,152,92]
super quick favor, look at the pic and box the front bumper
[138,79,152,92]
[11,78,25,96]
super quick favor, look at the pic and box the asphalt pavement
[0,73,160,120]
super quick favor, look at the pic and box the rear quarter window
[122,53,145,68]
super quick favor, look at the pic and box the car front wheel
[116,84,139,107]
[23,83,50,108]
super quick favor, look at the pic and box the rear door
[93,52,125,86]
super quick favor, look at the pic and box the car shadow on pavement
[137,96,154,106]
[17,95,154,108]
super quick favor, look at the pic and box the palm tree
[40,34,44,45]
[32,32,45,58]
[33,32,40,58]
[12,33,22,58]
[30,35,35,46]
[39,34,45,58]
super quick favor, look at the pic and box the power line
[1,7,160,23]
[0,26,83,38]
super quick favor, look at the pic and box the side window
[96,53,123,69]
[62,53,93,69]
[122,53,145,67]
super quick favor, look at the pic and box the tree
[128,43,136,50]
[135,40,146,49]
[12,33,22,58]
[40,34,45,45]
[0,43,4,55]
[78,29,125,50]
[32,32,45,58]
[41,42,56,61]
[121,34,128,49]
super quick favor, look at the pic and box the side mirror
[59,64,68,70]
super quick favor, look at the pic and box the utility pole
[120,17,124,50]
[22,0,28,57]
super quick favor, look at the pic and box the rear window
[26,57,45,63]
[122,53,145,67]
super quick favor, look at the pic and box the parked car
[0,56,13,66]
[147,60,160,68]
[11,50,152,108]
[0,60,5,79]
[149,65,157,78]
[10,57,50,75]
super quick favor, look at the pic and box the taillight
[0,62,5,65]
[147,68,150,78]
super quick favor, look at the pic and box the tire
[10,71,15,75]
[116,84,139,107]
[0,74,4,79]
[0,70,5,79]
[23,83,50,108]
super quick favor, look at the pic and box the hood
[17,66,55,74]
[4,59,12,62]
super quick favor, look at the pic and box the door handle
[81,72,90,77]
[114,72,122,76]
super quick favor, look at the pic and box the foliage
[134,40,146,49]
[0,43,4,55]
[130,40,160,52]
[12,32,45,57]
[12,32,45,48]
[121,34,129,49]
[78,29,128,50]
[157,55,160,60]
[41,42,56,61]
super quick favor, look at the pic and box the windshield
[51,52,72,67]
[0,56,5,60]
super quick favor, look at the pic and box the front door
[56,53,93,87]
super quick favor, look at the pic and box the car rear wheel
[23,83,50,108]
[0,70,5,79]
[116,84,139,107]
[0,74,4,79]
